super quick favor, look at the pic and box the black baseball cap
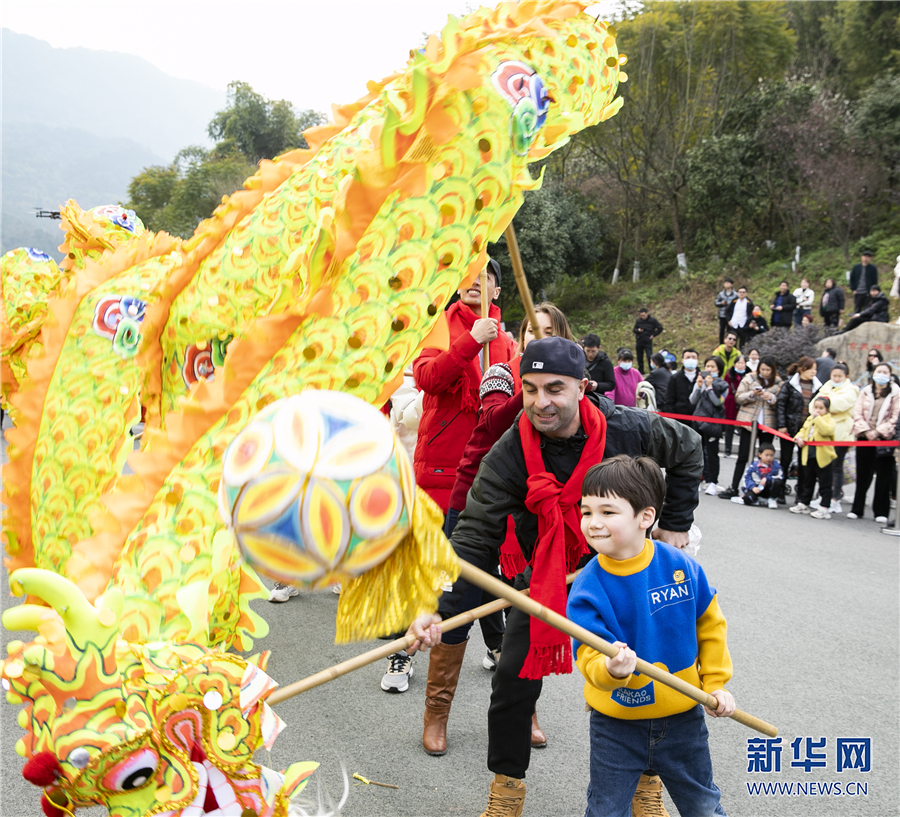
[486,257,501,287]
[520,336,586,380]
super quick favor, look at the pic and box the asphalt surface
[1,436,898,817]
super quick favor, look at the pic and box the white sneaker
[875,516,888,524]
[381,651,413,693]
[809,498,822,509]
[332,583,342,595]
[846,512,859,519]
[810,508,832,519]
[268,582,299,603]
[768,498,778,509]
[829,500,843,514]
[730,496,745,504]
[704,483,718,496]
[891,499,897,509]
[789,503,811,514]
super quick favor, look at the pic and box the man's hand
[654,528,689,549]
[606,641,637,679]
[471,318,499,345]
[406,613,442,654]
[705,689,736,718]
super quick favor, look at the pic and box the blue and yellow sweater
[567,539,732,719]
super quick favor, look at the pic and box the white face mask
[619,362,633,371]
[747,359,759,371]
[873,373,891,386]
[683,358,698,370]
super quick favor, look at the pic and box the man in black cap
[850,251,878,313]
[413,336,702,817]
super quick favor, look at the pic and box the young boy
[733,444,784,509]
[568,455,734,817]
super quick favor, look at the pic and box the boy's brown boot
[422,639,468,755]
[479,774,526,817]
[631,773,671,817]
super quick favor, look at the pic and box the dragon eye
[102,748,159,792]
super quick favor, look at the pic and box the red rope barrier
[656,412,898,448]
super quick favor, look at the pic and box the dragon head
[2,569,315,817]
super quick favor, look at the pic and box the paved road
[2,443,898,816]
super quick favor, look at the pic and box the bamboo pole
[458,561,778,737]
[504,224,542,340]
[480,267,490,370]
[268,572,578,706]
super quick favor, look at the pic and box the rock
[816,322,900,384]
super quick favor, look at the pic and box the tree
[125,82,326,236]
[208,81,326,163]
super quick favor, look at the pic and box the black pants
[488,573,543,777]
[841,315,872,334]
[443,508,505,649]
[744,478,783,504]
[730,428,774,492]
[723,425,735,456]
[636,341,653,374]
[854,292,869,312]
[822,312,840,329]
[779,439,795,496]
[851,447,893,519]
[832,446,848,498]
[701,435,721,484]
[797,458,833,506]
[718,317,730,344]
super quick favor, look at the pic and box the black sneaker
[483,648,501,671]
[777,495,786,505]
[718,487,738,500]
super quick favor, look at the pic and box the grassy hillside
[502,234,898,360]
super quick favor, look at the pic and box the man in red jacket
[380,258,517,694]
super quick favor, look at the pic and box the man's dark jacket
[438,397,702,618]
[770,291,797,327]
[645,366,672,412]
[859,292,890,323]
[585,351,615,394]
[849,263,878,293]
[666,369,697,417]
[632,315,664,344]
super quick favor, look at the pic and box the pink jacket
[605,366,644,408]
[851,382,900,440]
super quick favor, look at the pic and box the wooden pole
[480,267,490,370]
[504,224,542,340]
[457,561,778,737]
[268,572,579,707]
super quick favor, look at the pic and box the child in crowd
[568,455,734,817]
[790,396,836,520]
[731,444,784,508]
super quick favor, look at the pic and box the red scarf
[518,398,606,679]
[445,300,506,413]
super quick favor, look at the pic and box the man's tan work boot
[479,774,526,817]
[422,639,468,755]
[631,773,671,817]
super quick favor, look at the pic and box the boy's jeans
[586,706,727,817]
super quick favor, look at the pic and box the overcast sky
[3,0,618,117]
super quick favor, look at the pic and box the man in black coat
[645,352,673,411]
[581,333,615,394]
[841,285,890,333]
[632,307,664,373]
[770,281,797,328]
[665,348,700,422]
[850,251,879,313]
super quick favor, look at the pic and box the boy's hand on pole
[706,689,736,718]
[606,641,637,679]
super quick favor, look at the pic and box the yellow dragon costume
[1,3,624,815]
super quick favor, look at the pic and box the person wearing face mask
[811,363,858,513]
[690,357,729,495]
[645,352,672,412]
[776,357,822,505]
[723,355,749,457]
[605,349,644,408]
[719,357,782,500]
[666,349,701,423]
[848,363,900,523]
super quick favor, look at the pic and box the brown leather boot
[631,773,671,817]
[479,774,526,817]
[530,710,547,748]
[422,639,467,756]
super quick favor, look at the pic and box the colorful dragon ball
[219,391,414,588]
